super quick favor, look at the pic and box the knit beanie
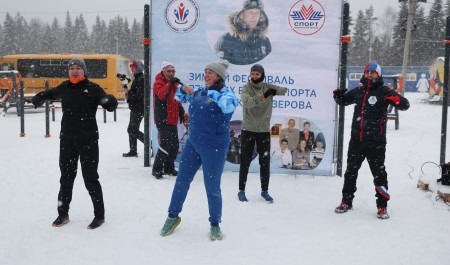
[365,63,381,76]
[68,58,87,73]
[161,61,174,71]
[250,64,265,83]
[205,59,229,81]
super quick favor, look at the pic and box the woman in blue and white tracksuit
[160,60,238,240]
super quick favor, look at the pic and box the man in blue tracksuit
[159,59,238,241]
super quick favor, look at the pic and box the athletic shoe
[335,201,352,213]
[209,226,223,241]
[152,171,164,179]
[238,191,248,202]
[160,217,181,236]
[164,168,178,176]
[122,151,138,157]
[52,214,69,227]
[261,191,274,203]
[377,207,390,219]
[87,216,105,229]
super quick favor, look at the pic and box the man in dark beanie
[215,0,271,65]
[238,64,287,203]
[32,57,117,229]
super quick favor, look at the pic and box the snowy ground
[1,93,449,265]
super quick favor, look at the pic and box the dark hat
[68,58,87,73]
[205,59,229,81]
[243,0,264,10]
[250,64,265,83]
[250,64,264,74]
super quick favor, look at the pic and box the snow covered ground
[1,92,449,265]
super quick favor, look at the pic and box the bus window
[1,63,15,71]
[18,59,40,78]
[349,73,363,80]
[85,59,107,78]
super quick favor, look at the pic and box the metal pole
[19,81,25,137]
[336,2,350,177]
[440,16,450,164]
[400,0,417,96]
[143,3,151,167]
[103,109,107,123]
[45,81,50,137]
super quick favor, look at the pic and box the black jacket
[127,72,144,113]
[335,77,410,143]
[35,79,117,140]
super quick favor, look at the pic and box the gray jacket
[241,81,287,132]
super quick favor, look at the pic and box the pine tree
[63,11,75,53]
[73,14,90,53]
[2,12,18,55]
[90,16,109,54]
[410,7,429,65]
[390,2,408,66]
[14,13,28,54]
[425,0,445,60]
[348,10,369,65]
[129,19,143,60]
[26,19,45,53]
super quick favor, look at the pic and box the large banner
[151,0,342,176]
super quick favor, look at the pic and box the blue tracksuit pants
[167,139,227,225]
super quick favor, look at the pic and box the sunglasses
[165,69,176,73]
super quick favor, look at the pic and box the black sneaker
[52,214,69,227]
[87,216,105,229]
[152,171,164,179]
[164,168,178,176]
[122,151,138,157]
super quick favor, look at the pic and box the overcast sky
[0,0,435,28]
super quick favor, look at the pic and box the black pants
[58,138,104,218]
[153,124,179,173]
[127,110,144,153]
[342,139,389,208]
[239,130,271,191]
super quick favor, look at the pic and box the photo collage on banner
[151,0,343,176]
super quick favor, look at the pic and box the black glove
[171,77,183,85]
[178,105,185,124]
[100,94,118,112]
[263,88,277,98]
[32,92,45,109]
[333,88,347,99]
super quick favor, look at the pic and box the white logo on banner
[288,0,326,36]
[164,0,200,33]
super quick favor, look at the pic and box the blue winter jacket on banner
[175,84,238,148]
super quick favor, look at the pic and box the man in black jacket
[333,62,410,219]
[32,58,118,229]
[123,60,145,157]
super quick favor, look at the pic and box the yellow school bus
[0,53,132,100]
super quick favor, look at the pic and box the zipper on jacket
[359,81,370,141]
